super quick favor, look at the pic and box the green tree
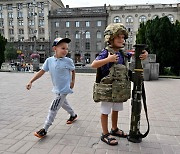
[172,20,180,75]
[5,43,18,61]
[136,16,177,75]
[0,34,7,69]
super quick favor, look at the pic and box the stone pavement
[0,72,180,154]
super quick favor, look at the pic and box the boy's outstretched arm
[26,69,45,90]
[70,70,75,89]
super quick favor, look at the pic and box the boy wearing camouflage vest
[91,23,148,146]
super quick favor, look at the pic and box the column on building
[23,4,28,41]
[3,5,8,39]
[13,5,18,40]
[44,2,49,41]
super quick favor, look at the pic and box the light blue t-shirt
[42,56,75,94]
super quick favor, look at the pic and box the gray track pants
[43,94,75,131]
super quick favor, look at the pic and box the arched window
[75,31,80,39]
[126,16,133,23]
[152,15,158,20]
[139,15,147,23]
[167,14,174,23]
[85,31,90,39]
[113,16,121,23]
[96,31,101,39]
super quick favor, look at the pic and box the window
[126,16,133,23]
[39,19,44,26]
[85,42,90,50]
[29,28,33,34]
[17,3,23,10]
[96,42,101,51]
[86,21,90,27]
[7,4,12,10]
[9,20,13,26]
[55,22,59,27]
[0,21,3,27]
[75,21,80,27]
[152,15,158,20]
[0,5,2,11]
[19,45,24,50]
[66,21,70,27]
[65,31,69,38]
[28,11,33,17]
[38,2,44,9]
[19,20,23,26]
[75,31,80,39]
[75,42,80,49]
[113,16,121,23]
[97,31,101,39]
[97,21,101,27]
[29,20,34,26]
[167,14,174,23]
[85,31,90,39]
[27,3,33,8]
[39,45,44,50]
[18,12,23,18]
[0,29,4,34]
[39,28,44,34]
[19,29,24,34]
[10,37,14,42]
[9,29,14,35]
[55,31,59,38]
[29,45,34,50]
[8,12,13,18]
[0,13,3,19]
[139,15,147,23]
[39,10,44,17]
[84,53,91,64]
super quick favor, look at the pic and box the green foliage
[0,34,7,68]
[4,43,18,61]
[136,16,180,75]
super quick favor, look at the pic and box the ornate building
[107,3,180,50]
[0,0,64,62]
[49,5,108,64]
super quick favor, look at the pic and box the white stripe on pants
[44,94,75,131]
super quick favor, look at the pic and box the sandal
[101,133,118,146]
[110,128,128,138]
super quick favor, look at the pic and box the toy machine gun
[127,44,150,143]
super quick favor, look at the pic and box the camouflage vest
[93,47,131,103]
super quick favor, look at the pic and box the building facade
[0,0,64,63]
[0,1,180,64]
[107,3,180,50]
[49,5,108,64]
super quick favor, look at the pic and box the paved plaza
[0,72,180,154]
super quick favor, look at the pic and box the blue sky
[62,0,179,8]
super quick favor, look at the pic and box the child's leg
[100,102,118,145]
[62,98,76,117]
[111,110,118,130]
[43,94,67,131]
[101,114,109,135]
[110,103,127,137]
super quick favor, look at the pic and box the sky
[62,0,179,8]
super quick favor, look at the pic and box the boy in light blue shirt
[26,37,77,138]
